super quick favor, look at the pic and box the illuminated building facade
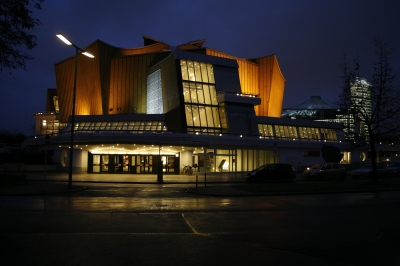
[28,36,350,176]
[350,77,372,141]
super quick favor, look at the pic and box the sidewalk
[3,171,398,196]
[26,171,248,183]
[0,171,247,196]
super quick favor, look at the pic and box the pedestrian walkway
[0,171,248,196]
[26,171,247,184]
[0,171,337,197]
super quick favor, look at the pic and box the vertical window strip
[185,105,193,126]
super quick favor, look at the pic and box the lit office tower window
[147,70,163,114]
[180,60,221,135]
[53,96,59,113]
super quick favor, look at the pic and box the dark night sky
[1,0,400,134]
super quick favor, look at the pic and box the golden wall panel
[55,40,171,122]
[205,49,286,117]
[257,55,285,117]
[55,41,116,122]
[108,53,171,115]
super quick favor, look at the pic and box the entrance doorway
[89,154,180,174]
[161,155,177,173]
[135,155,153,173]
[115,155,130,173]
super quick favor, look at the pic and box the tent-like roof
[281,96,336,117]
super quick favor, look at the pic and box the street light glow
[57,34,95,58]
[56,34,72,45]
[56,33,94,189]
[82,51,95,58]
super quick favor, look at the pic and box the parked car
[386,160,400,177]
[303,163,347,180]
[351,164,388,179]
[245,163,296,183]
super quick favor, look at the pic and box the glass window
[93,155,100,172]
[208,64,215,83]
[180,60,188,81]
[274,125,281,138]
[206,107,214,127]
[212,107,221,128]
[210,85,217,105]
[259,124,274,138]
[199,106,207,127]
[202,84,212,105]
[190,83,197,104]
[185,105,193,126]
[197,84,205,104]
[194,61,202,82]
[102,155,109,171]
[200,63,209,83]
[192,106,200,126]
[53,96,59,113]
[181,60,219,133]
[139,122,145,130]
[288,126,298,139]
[183,82,191,102]
[127,122,134,130]
[187,61,195,81]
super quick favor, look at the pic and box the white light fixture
[56,34,72,45]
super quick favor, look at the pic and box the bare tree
[0,0,43,74]
[338,37,400,182]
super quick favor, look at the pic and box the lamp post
[56,34,94,189]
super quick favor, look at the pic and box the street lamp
[56,34,94,189]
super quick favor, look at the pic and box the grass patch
[233,179,400,194]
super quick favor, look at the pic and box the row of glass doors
[89,154,178,174]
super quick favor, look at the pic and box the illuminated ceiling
[59,144,205,154]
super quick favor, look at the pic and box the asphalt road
[1,183,400,266]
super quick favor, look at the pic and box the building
[349,77,372,141]
[26,35,351,178]
[281,92,400,164]
[281,96,355,141]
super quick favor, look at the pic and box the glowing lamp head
[56,34,72,45]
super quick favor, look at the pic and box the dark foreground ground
[0,172,400,265]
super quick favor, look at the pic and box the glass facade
[63,120,167,134]
[41,119,67,136]
[258,124,338,141]
[191,148,275,173]
[274,125,298,140]
[89,153,181,174]
[180,60,221,135]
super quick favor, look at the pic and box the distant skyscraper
[350,77,372,141]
